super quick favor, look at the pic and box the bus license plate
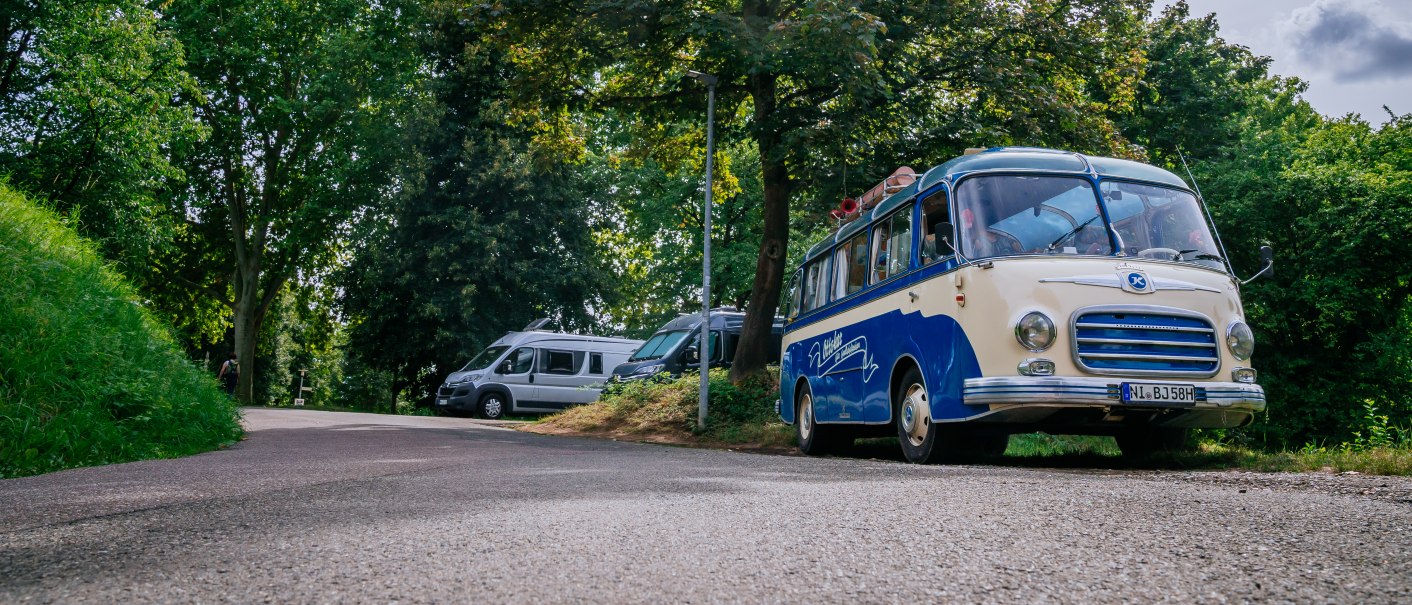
[1121,383,1196,405]
[437,398,448,406]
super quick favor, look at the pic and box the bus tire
[1116,427,1189,458]
[895,367,950,464]
[477,392,508,420]
[796,383,841,456]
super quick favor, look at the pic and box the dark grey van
[611,308,785,381]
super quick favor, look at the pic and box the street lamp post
[686,70,717,431]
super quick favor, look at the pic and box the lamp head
[684,70,718,86]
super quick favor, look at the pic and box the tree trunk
[729,72,790,383]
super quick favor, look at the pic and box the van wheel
[477,393,507,420]
[796,383,841,456]
[896,367,951,464]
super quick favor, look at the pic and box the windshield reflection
[952,175,1224,271]
[1100,181,1223,270]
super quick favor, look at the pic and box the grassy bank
[526,368,794,450]
[0,185,243,478]
[528,370,1412,475]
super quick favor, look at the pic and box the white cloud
[1281,0,1412,83]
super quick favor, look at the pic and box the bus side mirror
[935,222,954,253]
[682,346,699,364]
[1241,245,1275,284]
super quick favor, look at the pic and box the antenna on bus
[1176,146,1235,277]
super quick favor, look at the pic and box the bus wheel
[796,384,838,456]
[896,368,947,464]
[478,393,507,420]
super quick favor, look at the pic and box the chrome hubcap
[902,384,930,447]
[484,397,502,417]
[799,393,813,441]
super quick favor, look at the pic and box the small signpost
[294,369,308,406]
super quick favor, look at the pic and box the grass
[525,368,795,450]
[0,184,243,478]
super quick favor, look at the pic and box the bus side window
[920,193,952,263]
[802,258,826,312]
[834,231,869,299]
[783,270,801,317]
[874,207,912,282]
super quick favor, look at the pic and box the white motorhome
[435,320,643,419]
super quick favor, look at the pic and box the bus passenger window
[871,220,892,283]
[873,208,913,282]
[834,231,869,299]
[883,208,911,279]
[920,194,951,263]
[802,258,827,312]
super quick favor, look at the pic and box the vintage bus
[778,147,1268,462]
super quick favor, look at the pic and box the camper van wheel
[477,393,507,420]
[895,367,950,464]
[796,384,842,456]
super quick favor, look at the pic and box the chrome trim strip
[1076,337,1216,348]
[1074,322,1214,334]
[963,376,1264,412]
[1080,353,1219,363]
[1070,305,1221,378]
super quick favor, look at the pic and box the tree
[1198,85,1412,446]
[339,14,615,410]
[473,0,1149,382]
[1117,0,1273,165]
[161,0,422,402]
[0,0,201,271]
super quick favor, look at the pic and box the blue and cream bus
[778,147,1268,462]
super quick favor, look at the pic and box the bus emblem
[1123,271,1153,294]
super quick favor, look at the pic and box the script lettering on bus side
[808,332,880,382]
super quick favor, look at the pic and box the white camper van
[435,320,643,419]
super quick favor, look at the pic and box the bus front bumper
[961,376,1265,429]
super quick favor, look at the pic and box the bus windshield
[1100,181,1224,270]
[461,345,510,371]
[955,176,1111,260]
[628,330,691,362]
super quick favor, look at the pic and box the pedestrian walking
[218,352,239,395]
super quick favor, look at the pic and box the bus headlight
[1226,321,1254,360]
[1015,312,1056,352]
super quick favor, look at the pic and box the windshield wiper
[1047,215,1101,252]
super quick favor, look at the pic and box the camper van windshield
[461,345,510,371]
[629,330,691,362]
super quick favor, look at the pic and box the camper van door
[532,347,597,407]
[498,346,538,406]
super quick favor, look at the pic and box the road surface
[2,408,1410,603]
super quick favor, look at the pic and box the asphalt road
[2,408,1410,604]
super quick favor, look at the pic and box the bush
[0,184,243,478]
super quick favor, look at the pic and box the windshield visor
[628,330,691,362]
[1101,181,1223,270]
[956,176,1111,260]
[461,345,510,371]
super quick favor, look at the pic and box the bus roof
[802,147,1190,262]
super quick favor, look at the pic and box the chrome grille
[1071,307,1219,377]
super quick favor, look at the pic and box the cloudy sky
[1152,0,1412,124]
